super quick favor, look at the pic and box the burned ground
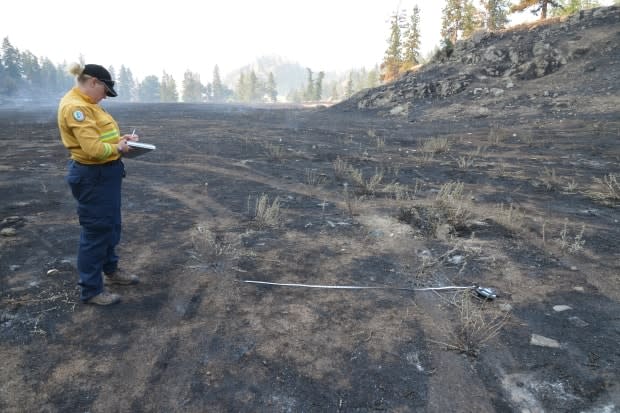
[1,100,618,412]
[2,8,620,413]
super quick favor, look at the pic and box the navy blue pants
[66,159,125,301]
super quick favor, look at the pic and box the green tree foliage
[482,0,511,31]
[1,37,21,95]
[441,0,482,43]
[511,0,562,19]
[381,11,404,82]
[212,64,224,102]
[330,82,339,101]
[160,71,178,102]
[107,66,116,82]
[462,1,483,38]
[550,0,600,16]
[305,68,315,101]
[367,65,380,88]
[344,72,354,98]
[441,0,464,44]
[182,70,204,102]
[20,50,42,89]
[138,75,160,102]
[40,57,60,94]
[235,72,248,101]
[248,70,260,102]
[266,72,277,102]
[117,65,136,101]
[403,5,422,67]
[314,71,325,101]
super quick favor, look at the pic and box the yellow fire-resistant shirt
[57,87,122,164]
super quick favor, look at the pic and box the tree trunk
[541,0,548,19]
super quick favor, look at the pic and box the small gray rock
[530,334,560,348]
[1,228,17,237]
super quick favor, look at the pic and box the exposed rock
[335,5,620,118]
[568,316,589,327]
[530,334,561,348]
[1,227,17,237]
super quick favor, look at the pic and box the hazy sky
[1,0,614,84]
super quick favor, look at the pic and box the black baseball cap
[83,64,117,97]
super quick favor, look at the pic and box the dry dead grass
[191,225,241,270]
[430,290,510,357]
[586,173,619,206]
[250,194,282,229]
[421,137,450,154]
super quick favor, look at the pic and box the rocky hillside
[335,6,619,122]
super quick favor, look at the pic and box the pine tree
[403,5,422,67]
[381,11,405,83]
[20,50,41,89]
[344,72,354,98]
[117,66,136,101]
[1,37,21,94]
[441,0,482,42]
[305,68,314,101]
[550,0,600,16]
[182,70,203,102]
[441,0,463,44]
[330,82,339,101]
[462,0,483,38]
[235,72,247,101]
[107,66,116,82]
[40,57,59,95]
[212,64,224,102]
[266,72,277,103]
[482,0,510,31]
[138,75,160,102]
[160,71,178,102]
[248,70,259,102]
[510,0,562,19]
[314,71,325,101]
[367,65,380,88]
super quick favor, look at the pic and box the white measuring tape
[242,280,477,292]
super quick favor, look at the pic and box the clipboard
[123,141,156,158]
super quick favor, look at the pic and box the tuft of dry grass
[251,194,282,229]
[457,155,475,169]
[421,137,450,154]
[558,219,586,253]
[540,167,563,191]
[431,291,510,357]
[305,168,327,187]
[342,183,361,217]
[383,182,414,201]
[586,173,619,206]
[494,202,524,232]
[434,181,472,229]
[348,167,383,195]
[264,142,285,161]
[332,156,350,180]
[191,225,240,270]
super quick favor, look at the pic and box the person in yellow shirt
[58,63,140,305]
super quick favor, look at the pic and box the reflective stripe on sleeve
[100,129,120,142]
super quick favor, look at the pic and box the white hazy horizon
[2,0,614,85]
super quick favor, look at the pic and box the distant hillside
[335,5,620,122]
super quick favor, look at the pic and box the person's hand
[122,133,139,142]
[117,138,130,153]
[117,133,139,153]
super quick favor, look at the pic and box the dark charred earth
[1,7,620,413]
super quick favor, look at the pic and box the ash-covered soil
[1,7,620,413]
